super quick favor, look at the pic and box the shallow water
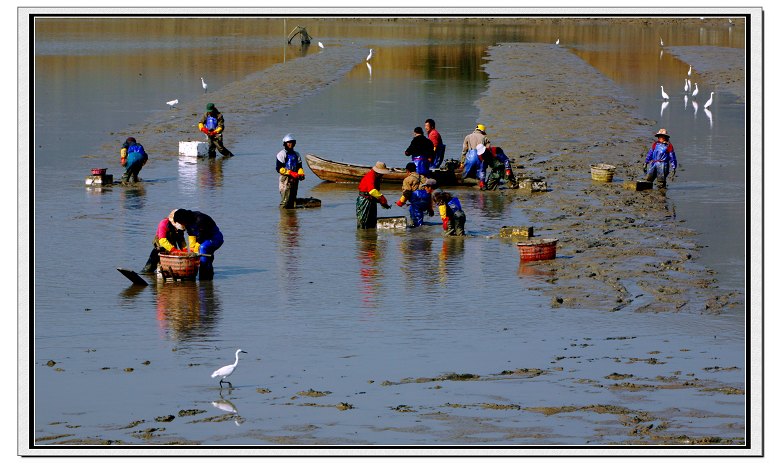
[31,18,747,447]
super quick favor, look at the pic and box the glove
[288,171,299,179]
[120,157,127,167]
[478,180,486,190]
[200,127,210,135]
[378,195,388,206]
[643,164,648,173]
[299,174,305,181]
[442,217,449,231]
[506,169,512,176]
[395,200,404,207]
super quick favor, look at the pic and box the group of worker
[127,101,679,281]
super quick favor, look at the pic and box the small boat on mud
[304,153,466,186]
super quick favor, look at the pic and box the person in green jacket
[198,103,234,158]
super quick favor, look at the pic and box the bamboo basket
[159,253,200,280]
[590,164,616,182]
[517,238,558,262]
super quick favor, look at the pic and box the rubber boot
[199,260,214,280]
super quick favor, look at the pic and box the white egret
[687,65,692,76]
[555,38,559,45]
[201,77,208,94]
[166,99,179,108]
[366,48,374,61]
[659,36,664,47]
[660,85,669,101]
[684,79,688,93]
[211,349,247,388]
[704,108,713,128]
[704,91,714,109]
[691,82,699,98]
[318,41,324,49]
[687,78,692,91]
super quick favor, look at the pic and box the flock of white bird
[659,37,715,127]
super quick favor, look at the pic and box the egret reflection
[704,108,713,128]
[660,100,669,117]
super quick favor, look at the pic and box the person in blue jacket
[433,190,466,236]
[172,209,224,281]
[119,137,148,183]
[276,133,305,208]
[643,128,678,189]
[407,178,437,227]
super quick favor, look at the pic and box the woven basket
[590,164,616,182]
[159,253,199,279]
[517,238,558,262]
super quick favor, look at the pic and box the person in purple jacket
[643,128,678,189]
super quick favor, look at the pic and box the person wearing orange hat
[140,210,187,274]
[357,162,392,229]
[643,128,678,189]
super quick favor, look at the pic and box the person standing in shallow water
[433,190,466,236]
[141,210,187,274]
[643,128,678,189]
[198,102,234,158]
[276,133,305,208]
[356,162,392,229]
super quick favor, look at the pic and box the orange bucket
[517,238,558,262]
[159,253,200,279]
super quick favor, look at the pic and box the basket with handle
[590,163,616,182]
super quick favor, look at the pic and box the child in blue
[433,191,466,236]
[643,128,678,189]
[407,178,437,227]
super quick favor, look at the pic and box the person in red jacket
[357,161,392,229]
[140,210,187,273]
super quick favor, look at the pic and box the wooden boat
[304,153,467,186]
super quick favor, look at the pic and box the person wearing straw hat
[643,128,678,189]
[406,178,438,228]
[356,162,392,229]
[461,123,490,169]
[140,210,187,274]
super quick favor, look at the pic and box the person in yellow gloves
[198,103,234,158]
[357,162,392,229]
[171,209,224,281]
[140,210,187,274]
[276,133,305,208]
[433,191,467,236]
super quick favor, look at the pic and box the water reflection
[277,210,301,303]
[517,262,556,277]
[462,191,507,220]
[684,94,688,110]
[704,108,713,129]
[437,237,465,285]
[399,237,435,291]
[154,281,221,342]
[178,156,198,196]
[199,157,226,190]
[211,390,244,426]
[660,100,669,117]
[356,231,385,309]
[366,62,372,82]
[692,100,699,117]
[120,183,147,211]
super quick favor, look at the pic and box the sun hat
[476,123,486,132]
[423,178,438,187]
[372,161,391,174]
[655,128,670,138]
[476,143,487,155]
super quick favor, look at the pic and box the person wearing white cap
[357,162,392,229]
[476,143,518,190]
[140,209,187,274]
[276,133,306,208]
[406,178,438,227]
[642,128,678,189]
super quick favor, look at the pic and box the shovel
[117,267,149,286]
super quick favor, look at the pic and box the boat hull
[305,153,465,185]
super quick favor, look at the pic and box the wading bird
[166,99,178,108]
[660,85,670,100]
[684,79,688,93]
[555,38,560,45]
[201,77,208,94]
[704,91,714,109]
[366,48,374,61]
[692,82,699,98]
[211,349,247,389]
[318,41,324,49]
[688,65,692,77]
[659,36,664,47]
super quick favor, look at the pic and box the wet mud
[477,43,743,315]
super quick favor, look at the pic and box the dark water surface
[32,18,747,446]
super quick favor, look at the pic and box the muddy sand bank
[477,43,742,315]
